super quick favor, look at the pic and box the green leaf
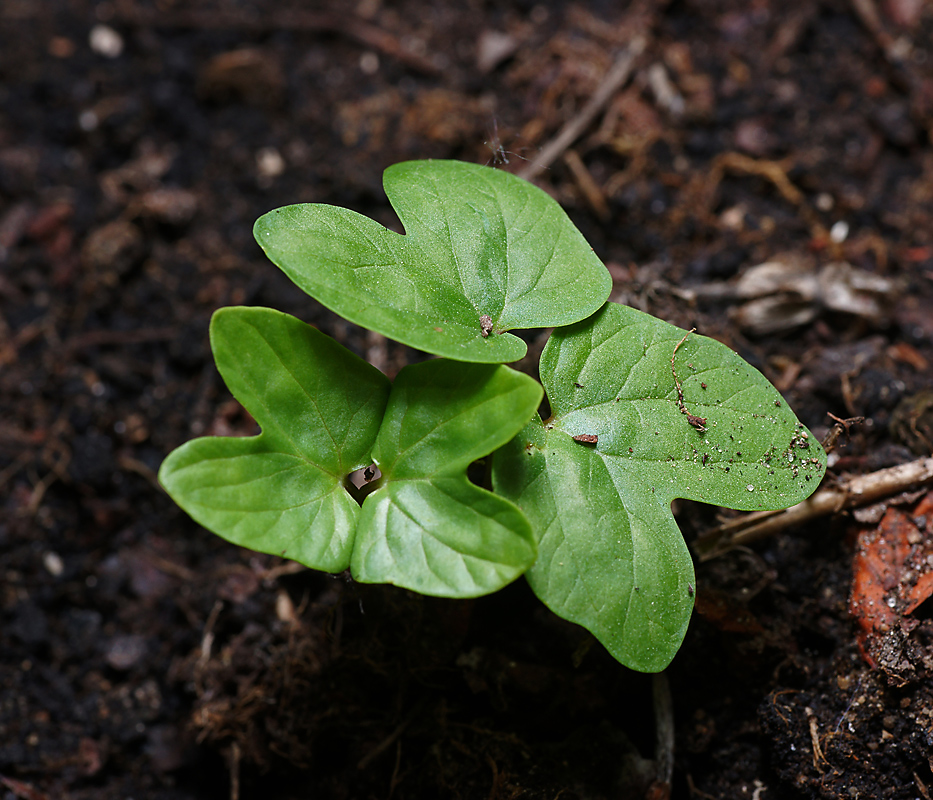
[493,303,827,671]
[158,307,391,572]
[253,160,611,363]
[351,360,542,597]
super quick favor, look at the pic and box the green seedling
[159,306,541,598]
[159,160,826,671]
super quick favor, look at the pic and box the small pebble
[89,24,123,59]
[139,188,198,226]
[359,51,379,75]
[256,147,285,179]
[476,30,518,73]
[78,110,99,131]
[43,551,64,577]
[105,634,147,670]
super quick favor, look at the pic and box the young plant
[159,306,542,598]
[159,160,826,671]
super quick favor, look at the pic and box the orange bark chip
[849,492,933,665]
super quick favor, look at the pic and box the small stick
[518,36,646,182]
[823,413,864,453]
[806,708,829,773]
[671,329,706,433]
[849,0,897,61]
[832,673,865,735]
[198,599,224,670]
[562,149,609,220]
[695,456,933,560]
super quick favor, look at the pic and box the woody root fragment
[695,456,933,561]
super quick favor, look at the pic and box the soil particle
[82,218,147,279]
[104,634,149,670]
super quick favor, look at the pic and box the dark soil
[3,1,933,798]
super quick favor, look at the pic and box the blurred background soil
[3,1,933,798]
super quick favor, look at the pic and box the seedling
[159,160,826,671]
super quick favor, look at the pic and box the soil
[3,1,933,798]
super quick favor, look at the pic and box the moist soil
[3,1,933,798]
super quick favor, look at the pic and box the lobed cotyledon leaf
[352,359,543,597]
[159,307,542,598]
[253,160,611,364]
[158,306,391,572]
[493,302,827,671]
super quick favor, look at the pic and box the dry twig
[823,413,865,453]
[672,151,827,240]
[562,150,609,220]
[518,36,646,181]
[806,707,830,772]
[695,457,933,560]
[849,0,898,60]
